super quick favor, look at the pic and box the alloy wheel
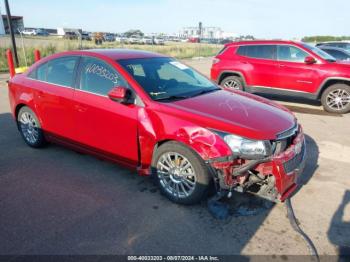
[223,79,241,90]
[326,89,350,111]
[19,111,39,144]
[156,152,197,198]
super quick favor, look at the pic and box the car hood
[162,90,296,140]
[335,60,350,66]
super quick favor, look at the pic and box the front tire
[152,141,211,205]
[17,106,47,148]
[220,75,244,90]
[321,84,350,114]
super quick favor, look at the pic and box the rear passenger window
[236,46,247,56]
[28,62,48,81]
[79,57,127,96]
[237,45,276,60]
[37,63,48,81]
[46,57,79,87]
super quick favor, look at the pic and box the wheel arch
[150,139,219,184]
[149,131,232,165]
[151,139,206,164]
[151,139,173,163]
[14,103,44,129]
[317,77,350,99]
[15,103,27,119]
[218,70,247,87]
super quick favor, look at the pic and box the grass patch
[0,36,222,72]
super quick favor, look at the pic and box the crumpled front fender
[137,107,232,175]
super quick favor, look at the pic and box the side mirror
[108,86,132,104]
[304,56,317,64]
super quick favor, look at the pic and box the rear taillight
[212,58,220,65]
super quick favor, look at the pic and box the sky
[0,0,348,39]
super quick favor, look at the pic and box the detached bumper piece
[283,141,305,174]
[209,126,306,202]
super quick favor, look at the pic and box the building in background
[179,25,237,40]
[221,32,238,39]
[0,7,5,35]
[1,15,24,34]
[179,26,223,39]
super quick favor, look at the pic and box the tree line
[302,36,350,42]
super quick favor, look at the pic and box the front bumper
[264,130,306,201]
[210,128,306,202]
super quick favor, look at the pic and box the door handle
[75,104,88,113]
[278,64,286,68]
[37,90,44,99]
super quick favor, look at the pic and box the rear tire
[17,106,47,148]
[152,141,212,205]
[321,84,350,114]
[220,76,244,90]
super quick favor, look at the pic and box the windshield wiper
[189,88,221,98]
[153,95,189,102]
[153,88,220,102]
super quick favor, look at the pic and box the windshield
[118,57,220,101]
[302,43,336,62]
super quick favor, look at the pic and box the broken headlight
[217,132,272,160]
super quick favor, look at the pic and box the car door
[28,56,79,140]
[236,44,279,88]
[276,45,321,93]
[73,56,139,167]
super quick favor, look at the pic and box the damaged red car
[8,49,306,204]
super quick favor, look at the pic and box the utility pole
[4,0,19,67]
[198,22,202,43]
[198,22,202,56]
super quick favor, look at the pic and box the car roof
[224,40,300,47]
[319,46,346,51]
[316,41,350,45]
[56,49,168,60]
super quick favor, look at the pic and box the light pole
[4,0,19,67]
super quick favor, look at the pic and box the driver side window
[277,45,309,62]
[79,57,128,96]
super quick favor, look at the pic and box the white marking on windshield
[170,61,189,70]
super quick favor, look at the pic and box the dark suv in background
[211,40,350,113]
[316,41,350,52]
[318,46,350,62]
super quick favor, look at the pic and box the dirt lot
[0,57,349,257]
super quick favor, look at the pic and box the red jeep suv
[211,40,350,113]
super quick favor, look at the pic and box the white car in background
[141,36,154,45]
[128,35,142,44]
[21,29,37,36]
[115,36,128,44]
[154,37,165,45]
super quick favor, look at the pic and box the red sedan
[8,49,306,204]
